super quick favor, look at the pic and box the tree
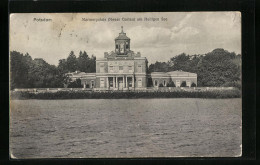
[169,53,202,73]
[29,58,63,88]
[10,51,68,89]
[148,61,170,72]
[78,51,90,72]
[148,48,241,87]
[66,51,78,72]
[58,59,68,73]
[170,53,190,71]
[88,55,96,72]
[197,48,241,87]
[10,51,31,89]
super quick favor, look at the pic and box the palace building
[68,27,197,90]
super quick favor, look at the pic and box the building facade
[68,27,197,90]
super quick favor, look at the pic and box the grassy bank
[10,89,241,100]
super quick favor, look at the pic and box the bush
[10,88,241,100]
[159,83,164,87]
[222,81,241,90]
[191,82,196,87]
[180,81,187,87]
[167,81,176,87]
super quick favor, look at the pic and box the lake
[10,98,242,158]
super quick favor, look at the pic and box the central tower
[115,26,130,55]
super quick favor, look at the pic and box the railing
[13,88,94,93]
[12,87,236,93]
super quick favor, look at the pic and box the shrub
[159,83,164,87]
[191,82,196,87]
[222,81,241,90]
[180,81,187,87]
[10,88,241,100]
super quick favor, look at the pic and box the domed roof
[115,26,130,40]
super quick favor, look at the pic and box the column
[126,76,128,88]
[113,77,115,88]
[116,76,118,88]
[107,77,109,88]
[132,76,134,88]
[123,76,125,88]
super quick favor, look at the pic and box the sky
[10,12,241,66]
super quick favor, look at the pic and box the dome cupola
[115,26,130,55]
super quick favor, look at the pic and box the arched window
[155,80,158,86]
[163,80,166,86]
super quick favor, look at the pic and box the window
[154,80,158,86]
[163,80,166,86]
[128,66,132,72]
[126,44,129,49]
[109,79,113,87]
[138,79,142,87]
[86,83,90,88]
[114,66,117,72]
[100,78,104,88]
[109,66,113,72]
[120,43,124,53]
[116,45,119,49]
[99,63,104,73]
[138,65,142,73]
[129,78,132,87]
[119,66,123,73]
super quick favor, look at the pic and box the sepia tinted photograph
[9,12,242,158]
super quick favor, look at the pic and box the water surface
[10,98,242,158]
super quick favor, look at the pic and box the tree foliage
[196,49,241,87]
[10,51,68,89]
[148,48,241,87]
[58,51,96,73]
[66,51,78,72]
[10,50,96,89]
[148,61,170,72]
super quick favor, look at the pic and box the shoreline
[10,89,241,100]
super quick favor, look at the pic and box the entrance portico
[107,75,134,90]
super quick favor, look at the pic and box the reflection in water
[10,99,242,158]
